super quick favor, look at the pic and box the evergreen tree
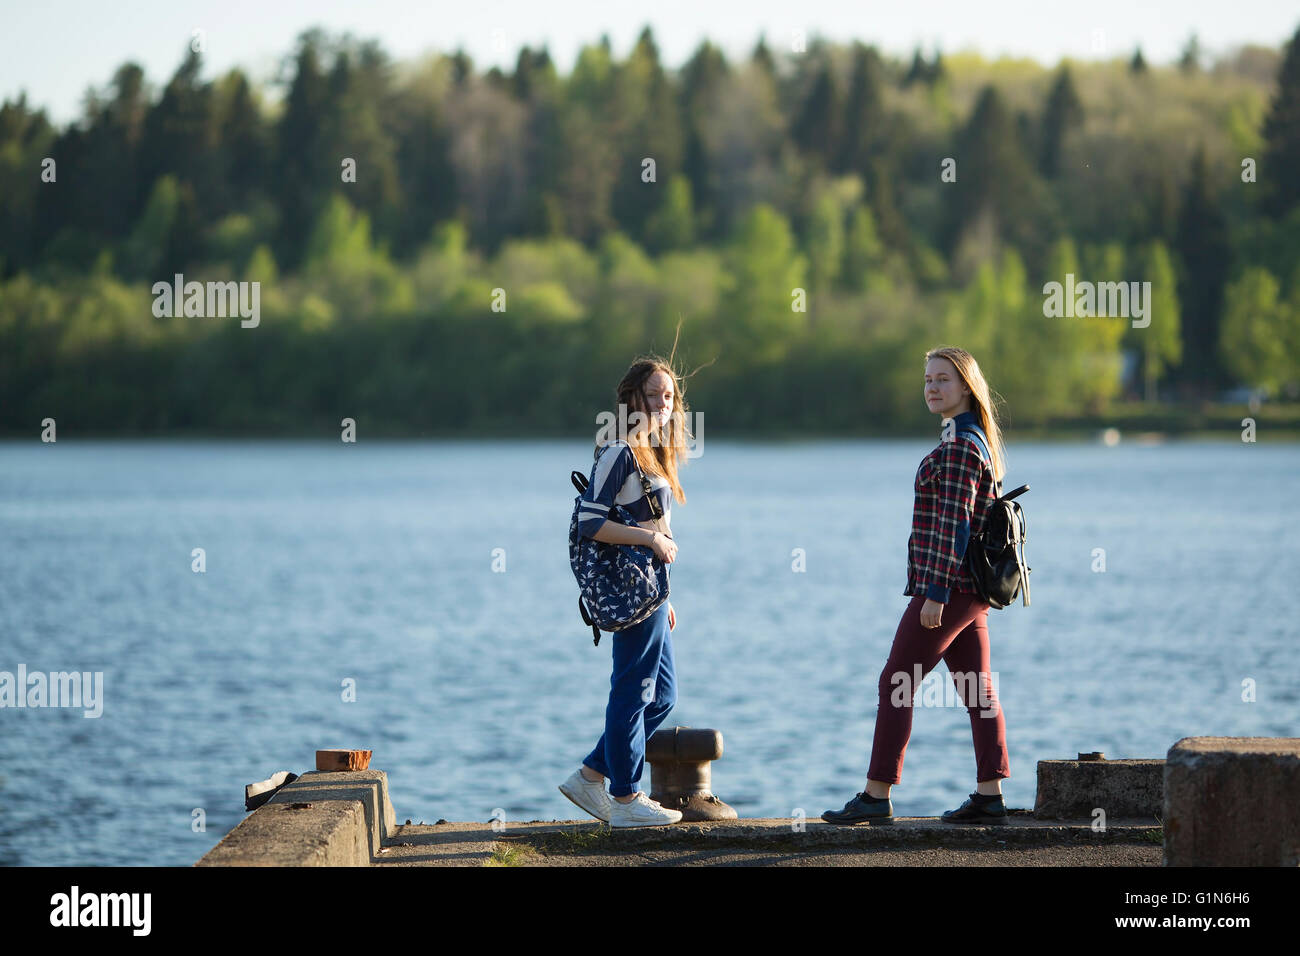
[1261,25,1300,218]
[904,50,928,87]
[275,33,332,268]
[215,70,268,216]
[512,46,552,101]
[320,41,402,245]
[91,64,149,238]
[450,49,473,87]
[1173,147,1232,396]
[678,41,730,240]
[931,52,947,85]
[138,48,218,224]
[392,91,456,250]
[1039,67,1083,177]
[610,27,685,244]
[837,43,885,174]
[942,85,1047,259]
[791,60,842,171]
[750,35,777,81]
[0,94,54,274]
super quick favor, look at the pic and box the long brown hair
[925,345,1007,484]
[606,355,691,504]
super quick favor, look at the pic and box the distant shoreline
[3,401,1298,442]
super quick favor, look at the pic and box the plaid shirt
[905,410,999,603]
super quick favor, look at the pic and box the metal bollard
[646,726,737,821]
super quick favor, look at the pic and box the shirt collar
[945,410,978,434]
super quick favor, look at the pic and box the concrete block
[1034,758,1163,819]
[197,769,397,866]
[1164,736,1300,866]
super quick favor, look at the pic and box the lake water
[0,438,1296,866]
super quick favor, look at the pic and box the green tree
[791,60,841,170]
[1262,25,1300,218]
[1039,237,1115,413]
[943,85,1049,261]
[1174,147,1232,395]
[214,70,269,216]
[836,43,886,174]
[1131,241,1182,400]
[678,41,730,239]
[303,193,374,272]
[121,175,178,279]
[320,42,402,245]
[1219,267,1296,395]
[138,48,219,223]
[805,190,844,292]
[644,174,695,253]
[0,93,55,275]
[723,204,807,362]
[610,27,685,243]
[392,81,457,249]
[750,35,776,81]
[841,203,887,293]
[1039,67,1083,177]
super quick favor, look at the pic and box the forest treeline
[2,26,1299,435]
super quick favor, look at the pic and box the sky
[2,0,1297,125]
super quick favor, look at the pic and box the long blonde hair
[925,345,1007,484]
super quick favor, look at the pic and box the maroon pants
[866,591,1010,785]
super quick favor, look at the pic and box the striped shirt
[905,410,999,603]
[576,440,673,538]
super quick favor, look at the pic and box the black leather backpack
[957,425,1032,609]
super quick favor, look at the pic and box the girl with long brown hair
[559,352,693,828]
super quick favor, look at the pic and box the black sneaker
[941,791,1008,824]
[821,792,894,825]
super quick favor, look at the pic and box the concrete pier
[197,770,397,867]
[199,738,1299,866]
[374,816,1164,867]
[197,766,1161,867]
[1163,736,1300,866]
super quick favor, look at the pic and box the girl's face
[641,369,674,432]
[924,357,971,418]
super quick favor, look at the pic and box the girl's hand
[920,598,944,629]
[668,603,676,631]
[650,532,677,564]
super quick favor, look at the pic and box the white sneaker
[608,791,683,828]
[558,768,613,822]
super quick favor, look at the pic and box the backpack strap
[594,439,664,520]
[578,595,601,646]
[956,424,1001,496]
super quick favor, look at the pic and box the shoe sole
[609,816,683,828]
[942,814,1008,825]
[558,783,610,823]
[820,815,895,825]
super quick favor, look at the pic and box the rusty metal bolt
[646,726,737,822]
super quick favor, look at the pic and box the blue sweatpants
[582,601,677,797]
